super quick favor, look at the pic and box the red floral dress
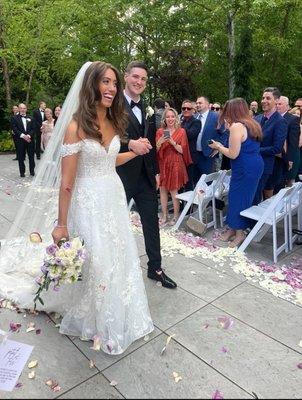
[156,128,192,191]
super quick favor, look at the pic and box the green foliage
[0,131,14,152]
[0,0,301,122]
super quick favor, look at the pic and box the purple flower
[62,241,71,249]
[41,264,49,274]
[54,257,63,266]
[46,243,58,256]
[212,390,224,399]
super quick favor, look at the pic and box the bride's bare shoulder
[64,119,85,143]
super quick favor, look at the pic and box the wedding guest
[180,99,201,189]
[249,101,259,116]
[32,101,46,159]
[53,104,62,125]
[153,98,165,129]
[10,105,19,160]
[11,103,35,177]
[209,98,263,247]
[41,108,55,149]
[253,87,287,204]
[211,102,221,113]
[276,96,300,187]
[156,108,192,226]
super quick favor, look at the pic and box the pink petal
[15,382,23,388]
[9,322,21,332]
[221,346,228,353]
[297,363,302,369]
[36,329,41,335]
[212,389,224,399]
[218,316,234,330]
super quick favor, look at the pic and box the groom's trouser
[125,172,162,273]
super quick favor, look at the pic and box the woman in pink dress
[156,108,192,226]
[41,108,55,149]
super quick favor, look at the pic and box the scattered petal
[46,379,54,386]
[203,323,209,329]
[172,371,182,383]
[297,363,302,369]
[15,382,23,388]
[28,360,38,369]
[190,270,197,275]
[28,371,35,379]
[218,316,234,330]
[144,335,150,341]
[52,385,61,392]
[110,380,118,386]
[79,337,90,341]
[29,232,43,243]
[26,327,35,333]
[89,360,95,369]
[9,322,21,332]
[55,324,61,328]
[156,281,162,287]
[221,346,228,353]
[36,329,41,335]
[298,340,302,348]
[212,389,224,399]
[160,334,175,355]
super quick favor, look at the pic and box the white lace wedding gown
[0,136,154,354]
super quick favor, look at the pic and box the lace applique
[61,142,82,157]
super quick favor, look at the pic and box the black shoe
[147,270,177,289]
[20,174,25,178]
[13,157,18,161]
[37,156,41,160]
[30,173,35,177]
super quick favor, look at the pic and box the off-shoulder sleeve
[61,142,82,157]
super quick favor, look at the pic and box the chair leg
[272,218,277,263]
[173,201,192,230]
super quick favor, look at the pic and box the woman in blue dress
[209,98,264,247]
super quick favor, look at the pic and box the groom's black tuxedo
[117,99,157,190]
[11,114,35,176]
[117,96,161,272]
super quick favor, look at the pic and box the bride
[0,61,154,355]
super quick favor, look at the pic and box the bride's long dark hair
[74,61,128,142]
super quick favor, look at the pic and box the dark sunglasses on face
[182,106,192,111]
[211,106,220,111]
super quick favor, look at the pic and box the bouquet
[34,237,86,310]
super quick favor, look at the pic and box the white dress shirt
[40,109,45,121]
[124,91,142,124]
[196,110,209,151]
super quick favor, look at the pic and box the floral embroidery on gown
[0,135,154,354]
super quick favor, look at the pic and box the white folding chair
[216,169,231,227]
[173,170,226,231]
[238,186,295,263]
[287,182,302,250]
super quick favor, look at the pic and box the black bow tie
[130,99,142,110]
[20,115,26,118]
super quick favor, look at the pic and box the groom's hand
[129,138,152,155]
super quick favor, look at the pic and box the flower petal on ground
[110,380,118,386]
[212,389,224,399]
[28,371,35,379]
[91,335,101,351]
[217,316,234,330]
[28,360,38,369]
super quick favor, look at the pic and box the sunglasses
[182,107,192,111]
[211,106,220,111]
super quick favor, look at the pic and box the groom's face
[124,67,148,98]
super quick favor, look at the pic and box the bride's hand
[52,226,69,244]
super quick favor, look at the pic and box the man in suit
[11,103,35,178]
[32,101,46,159]
[253,87,287,204]
[117,60,177,289]
[276,96,301,186]
[195,96,221,175]
[249,101,259,117]
[181,99,201,189]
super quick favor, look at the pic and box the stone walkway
[0,153,301,399]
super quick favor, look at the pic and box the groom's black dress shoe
[147,270,177,289]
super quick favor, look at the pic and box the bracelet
[56,224,67,228]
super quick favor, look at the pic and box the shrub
[0,131,15,152]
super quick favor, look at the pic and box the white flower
[26,118,31,122]
[71,237,83,250]
[146,106,154,118]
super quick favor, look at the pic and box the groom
[117,60,177,289]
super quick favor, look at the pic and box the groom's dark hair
[125,60,148,74]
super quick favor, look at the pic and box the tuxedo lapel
[125,98,142,138]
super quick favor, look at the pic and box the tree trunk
[227,10,235,99]
[26,63,36,105]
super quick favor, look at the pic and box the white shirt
[124,91,142,125]
[196,110,209,151]
[40,109,45,120]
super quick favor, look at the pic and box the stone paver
[0,153,302,399]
